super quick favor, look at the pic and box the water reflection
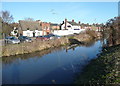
[2,40,103,84]
[2,47,63,64]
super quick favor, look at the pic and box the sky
[2,2,118,24]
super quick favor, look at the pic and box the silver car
[5,36,20,44]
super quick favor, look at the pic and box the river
[2,39,105,84]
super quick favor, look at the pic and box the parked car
[45,34,61,39]
[36,36,49,41]
[18,36,32,42]
[53,35,61,39]
[5,36,20,44]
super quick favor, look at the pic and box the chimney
[36,20,41,24]
[78,21,80,24]
[65,19,67,23]
[65,19,67,30]
[72,19,74,22]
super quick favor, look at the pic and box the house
[53,19,84,36]
[19,20,43,37]
[19,20,51,37]
[40,21,51,35]
[61,19,81,30]
[50,23,60,30]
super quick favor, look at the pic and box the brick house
[40,22,51,35]
[50,23,60,30]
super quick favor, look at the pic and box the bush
[68,36,75,39]
[85,30,97,39]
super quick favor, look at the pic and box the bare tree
[105,16,120,46]
[0,11,14,24]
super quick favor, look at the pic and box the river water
[2,40,104,84]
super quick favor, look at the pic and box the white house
[61,19,81,30]
[19,20,43,37]
[53,19,83,36]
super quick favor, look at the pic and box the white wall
[72,26,81,30]
[35,30,43,36]
[53,30,73,36]
[23,30,43,37]
[23,30,33,37]
[53,29,85,36]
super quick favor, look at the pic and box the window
[74,29,80,30]
[27,28,29,30]
[67,25,71,27]
[27,32,30,37]
[37,32,40,36]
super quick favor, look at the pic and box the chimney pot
[72,19,74,22]
[65,19,67,22]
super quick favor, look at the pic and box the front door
[47,32,49,35]
[33,32,35,37]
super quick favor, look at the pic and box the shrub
[85,30,97,39]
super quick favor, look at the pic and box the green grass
[75,44,120,85]
[0,33,2,39]
[68,36,75,39]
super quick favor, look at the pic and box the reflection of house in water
[2,46,63,64]
[65,40,97,53]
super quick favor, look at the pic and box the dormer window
[67,25,71,27]
[40,23,42,26]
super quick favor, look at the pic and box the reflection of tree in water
[82,40,96,47]
[73,54,90,75]
[66,40,96,52]
[64,40,98,73]
[3,39,100,64]
[2,46,63,64]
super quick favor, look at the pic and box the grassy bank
[75,44,120,85]
[2,37,69,57]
